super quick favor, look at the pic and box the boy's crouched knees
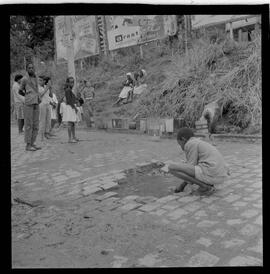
[168,165,176,172]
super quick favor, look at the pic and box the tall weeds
[134,35,261,130]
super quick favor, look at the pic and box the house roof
[192,15,258,30]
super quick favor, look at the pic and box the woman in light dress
[60,77,79,143]
[133,69,147,95]
[113,72,135,106]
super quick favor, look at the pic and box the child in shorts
[168,127,229,195]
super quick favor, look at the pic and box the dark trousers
[24,104,39,145]
[51,119,57,129]
[18,119,24,133]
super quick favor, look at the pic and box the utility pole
[229,21,234,40]
[96,16,109,56]
[64,16,76,87]
[184,15,192,56]
[139,44,144,59]
[184,15,188,55]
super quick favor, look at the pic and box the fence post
[184,15,188,56]
[238,28,242,42]
[229,21,234,40]
[139,44,143,59]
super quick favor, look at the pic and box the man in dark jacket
[19,63,42,151]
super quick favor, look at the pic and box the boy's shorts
[194,165,226,185]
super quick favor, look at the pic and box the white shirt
[39,85,51,104]
[12,82,25,104]
[50,93,58,119]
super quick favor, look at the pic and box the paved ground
[11,126,262,268]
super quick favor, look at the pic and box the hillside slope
[79,36,261,134]
[12,35,261,135]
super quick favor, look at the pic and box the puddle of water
[105,166,184,198]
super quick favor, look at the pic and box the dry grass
[11,34,261,133]
[133,35,261,131]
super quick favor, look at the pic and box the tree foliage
[10,16,54,72]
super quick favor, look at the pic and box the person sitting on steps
[113,72,134,106]
[168,127,229,196]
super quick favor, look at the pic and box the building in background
[192,15,261,42]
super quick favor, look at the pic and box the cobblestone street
[11,126,262,268]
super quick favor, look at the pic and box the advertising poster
[105,15,177,51]
[55,16,99,63]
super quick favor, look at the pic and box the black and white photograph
[7,1,267,268]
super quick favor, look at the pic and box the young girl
[60,77,79,143]
[113,72,135,106]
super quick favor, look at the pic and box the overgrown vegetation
[10,16,54,72]
[132,34,261,133]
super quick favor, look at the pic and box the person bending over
[168,127,229,196]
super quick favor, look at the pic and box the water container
[195,119,208,133]
[140,119,147,132]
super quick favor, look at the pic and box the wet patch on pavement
[97,164,184,198]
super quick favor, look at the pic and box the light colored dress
[133,84,147,95]
[50,93,58,120]
[60,102,77,122]
[119,86,132,99]
[12,82,25,119]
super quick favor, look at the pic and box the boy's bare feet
[25,145,36,151]
[194,185,216,196]
[32,144,42,150]
[44,133,51,139]
[174,181,188,193]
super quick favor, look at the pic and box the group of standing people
[12,63,58,151]
[12,62,95,151]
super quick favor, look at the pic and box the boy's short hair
[26,62,33,69]
[177,127,194,141]
[42,76,50,85]
[14,74,23,82]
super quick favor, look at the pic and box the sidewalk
[11,126,262,267]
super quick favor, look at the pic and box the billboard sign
[55,16,99,63]
[105,15,177,51]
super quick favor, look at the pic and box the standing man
[12,74,24,134]
[38,76,53,141]
[19,63,42,151]
[81,80,95,128]
[49,88,59,133]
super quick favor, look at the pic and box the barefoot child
[61,77,79,143]
[168,127,229,195]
